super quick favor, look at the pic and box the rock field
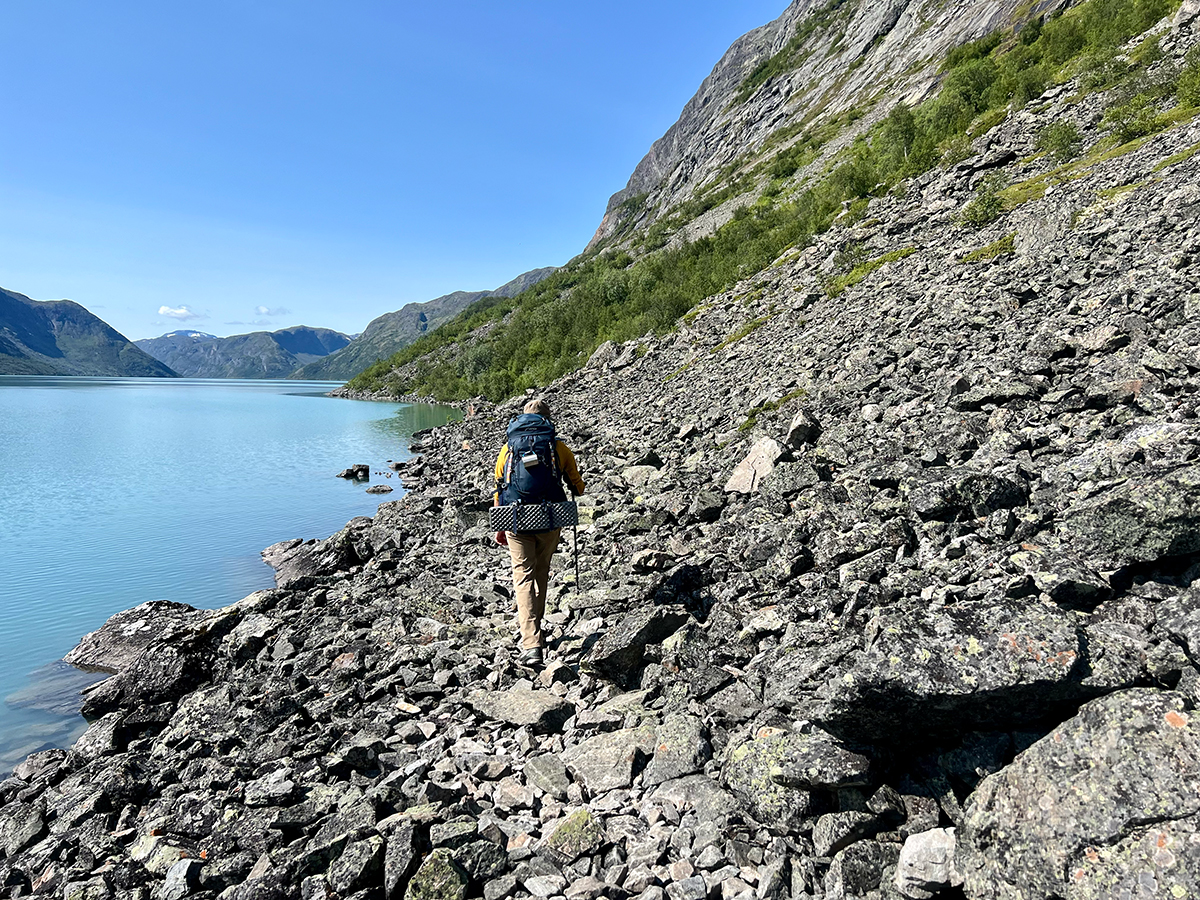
[5,11,1200,900]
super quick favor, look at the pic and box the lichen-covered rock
[539,809,604,864]
[810,599,1098,743]
[403,848,468,900]
[957,689,1200,900]
[1060,466,1200,566]
[722,729,817,834]
[765,728,873,789]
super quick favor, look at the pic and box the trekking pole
[574,524,581,595]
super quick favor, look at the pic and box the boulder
[582,605,690,687]
[902,469,1027,521]
[562,726,656,793]
[539,810,604,864]
[957,689,1200,900]
[724,438,785,494]
[810,599,1101,743]
[467,690,575,734]
[722,729,818,834]
[764,728,872,789]
[643,713,711,787]
[65,600,234,673]
[895,828,962,899]
[1060,466,1200,566]
[524,754,571,800]
[403,848,468,900]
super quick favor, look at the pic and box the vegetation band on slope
[349,0,1189,403]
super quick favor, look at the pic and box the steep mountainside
[291,267,557,381]
[136,326,351,379]
[0,287,177,377]
[588,0,1068,249]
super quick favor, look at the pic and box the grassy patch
[738,387,810,432]
[824,248,917,297]
[960,232,1017,263]
[712,316,773,353]
[1152,140,1200,172]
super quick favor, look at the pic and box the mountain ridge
[136,325,351,379]
[290,266,558,381]
[0,287,177,377]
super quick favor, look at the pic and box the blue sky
[1,1,786,341]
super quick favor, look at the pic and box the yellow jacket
[494,440,585,505]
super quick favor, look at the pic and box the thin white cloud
[158,305,206,321]
[255,305,290,317]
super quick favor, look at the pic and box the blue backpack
[499,414,567,505]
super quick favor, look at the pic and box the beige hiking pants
[506,528,561,650]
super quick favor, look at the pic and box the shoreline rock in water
[7,17,1200,900]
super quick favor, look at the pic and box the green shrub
[1037,122,1083,161]
[963,173,1008,227]
[1104,87,1164,143]
[1179,46,1200,107]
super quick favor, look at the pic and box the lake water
[0,377,459,771]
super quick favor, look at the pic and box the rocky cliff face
[0,287,177,378]
[292,268,558,382]
[4,6,1200,900]
[588,0,1065,251]
[136,327,351,379]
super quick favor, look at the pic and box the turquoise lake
[0,377,459,771]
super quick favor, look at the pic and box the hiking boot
[519,647,544,667]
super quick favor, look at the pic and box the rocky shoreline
[6,14,1200,900]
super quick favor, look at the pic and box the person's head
[524,398,551,419]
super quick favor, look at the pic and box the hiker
[493,398,585,667]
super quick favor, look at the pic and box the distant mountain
[0,287,177,377]
[289,267,558,381]
[136,326,351,379]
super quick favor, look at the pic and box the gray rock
[825,841,886,900]
[525,754,571,800]
[1061,466,1200,566]
[725,438,785,494]
[451,839,508,882]
[786,409,821,447]
[812,811,879,857]
[467,689,575,734]
[582,605,690,687]
[384,821,419,900]
[958,689,1200,900]
[329,835,384,896]
[0,802,46,857]
[562,726,657,793]
[722,730,816,834]
[649,775,738,823]
[158,859,204,900]
[903,469,1027,520]
[644,714,711,787]
[666,875,707,900]
[894,828,962,900]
